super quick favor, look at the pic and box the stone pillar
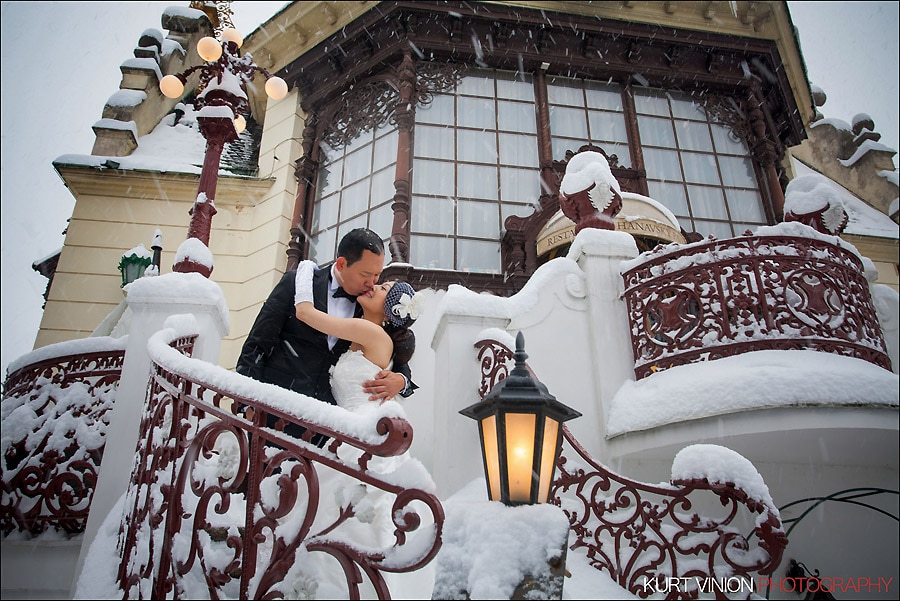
[430,311,508,500]
[71,272,229,595]
[569,229,639,425]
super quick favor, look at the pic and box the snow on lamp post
[460,332,581,505]
[159,27,288,277]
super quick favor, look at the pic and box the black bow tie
[332,287,357,302]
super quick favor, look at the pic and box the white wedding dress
[330,349,388,413]
[285,351,420,599]
[287,262,432,598]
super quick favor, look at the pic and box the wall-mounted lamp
[460,332,581,505]
[118,244,153,287]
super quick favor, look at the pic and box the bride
[289,260,430,598]
[293,259,422,411]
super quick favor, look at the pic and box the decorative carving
[699,94,752,145]
[320,62,462,150]
[558,149,624,233]
[414,62,464,107]
[625,40,642,64]
[322,78,396,148]
[782,174,850,236]
[665,45,686,68]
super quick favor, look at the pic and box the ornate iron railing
[475,338,787,600]
[552,428,786,600]
[117,324,444,599]
[1,341,126,538]
[621,232,891,380]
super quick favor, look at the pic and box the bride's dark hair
[384,322,415,366]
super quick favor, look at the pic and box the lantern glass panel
[504,412,537,502]
[481,415,502,501]
[538,417,560,503]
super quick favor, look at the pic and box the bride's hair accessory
[384,281,422,328]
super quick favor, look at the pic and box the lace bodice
[330,349,390,411]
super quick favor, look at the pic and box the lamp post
[460,332,581,505]
[159,27,288,277]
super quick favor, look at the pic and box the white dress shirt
[327,265,356,349]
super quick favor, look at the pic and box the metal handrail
[1,345,125,538]
[476,338,788,600]
[116,327,444,599]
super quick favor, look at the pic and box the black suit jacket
[236,269,414,405]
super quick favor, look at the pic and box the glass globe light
[160,74,185,98]
[197,36,223,62]
[265,76,289,100]
[221,28,243,48]
[234,114,247,134]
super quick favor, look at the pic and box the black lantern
[460,332,581,505]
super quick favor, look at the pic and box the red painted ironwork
[552,426,787,600]
[170,37,277,277]
[117,329,444,599]
[559,184,623,234]
[475,338,788,600]
[622,232,891,380]
[474,339,515,399]
[1,348,125,538]
[558,149,624,234]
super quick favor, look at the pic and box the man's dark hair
[338,228,385,265]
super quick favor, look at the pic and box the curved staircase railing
[476,338,788,600]
[116,321,444,599]
[1,339,126,538]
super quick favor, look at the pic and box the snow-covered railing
[1,337,127,538]
[552,430,787,599]
[476,338,788,600]
[621,229,891,380]
[117,317,444,599]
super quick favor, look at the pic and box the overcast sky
[2,1,898,378]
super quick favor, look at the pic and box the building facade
[8,1,898,598]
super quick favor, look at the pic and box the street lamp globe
[265,76,289,100]
[234,114,247,134]
[221,27,243,48]
[160,74,185,99]
[197,36,223,62]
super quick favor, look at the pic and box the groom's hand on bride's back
[363,370,406,401]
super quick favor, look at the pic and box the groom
[236,228,415,411]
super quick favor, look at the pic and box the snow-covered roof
[791,156,898,239]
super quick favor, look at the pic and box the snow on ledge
[606,349,899,437]
[5,335,128,376]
